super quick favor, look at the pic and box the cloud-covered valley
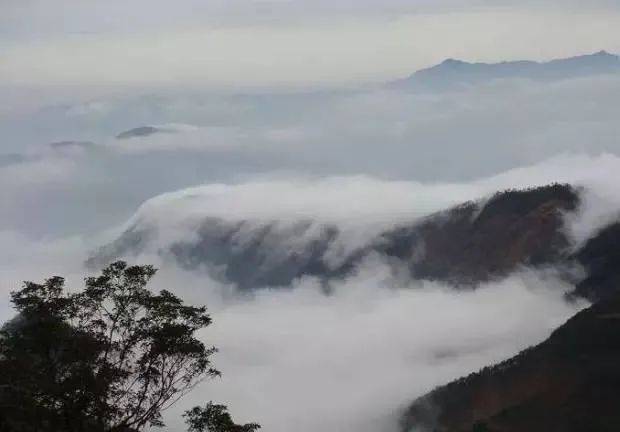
[2,56,620,431]
[2,70,620,237]
[1,152,619,431]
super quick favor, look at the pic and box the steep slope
[400,291,620,432]
[88,184,581,291]
[572,222,620,302]
[376,184,578,285]
[390,51,620,91]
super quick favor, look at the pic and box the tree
[184,403,261,432]
[0,261,233,432]
[472,421,492,432]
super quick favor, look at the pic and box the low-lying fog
[2,73,620,430]
[0,225,588,432]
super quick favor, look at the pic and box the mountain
[115,124,198,140]
[89,217,350,290]
[572,222,620,302]
[375,184,578,286]
[400,290,620,432]
[116,126,173,140]
[390,51,620,91]
[88,183,619,301]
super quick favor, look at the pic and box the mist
[0,229,586,432]
[2,73,620,239]
[2,15,620,428]
[2,151,619,430]
[154,262,584,432]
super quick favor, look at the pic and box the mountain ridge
[88,183,619,302]
[390,51,620,90]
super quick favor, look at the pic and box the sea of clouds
[2,73,620,431]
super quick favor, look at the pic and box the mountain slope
[376,184,578,285]
[390,51,620,91]
[573,222,620,302]
[400,291,620,432]
[89,184,585,291]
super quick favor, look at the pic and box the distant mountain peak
[594,49,613,56]
[559,50,618,61]
[115,124,197,140]
[390,50,620,90]
[440,58,465,65]
[116,126,166,140]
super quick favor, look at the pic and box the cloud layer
[2,73,620,238]
[1,41,620,431]
[153,262,584,432]
[3,152,619,431]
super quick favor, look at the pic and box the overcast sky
[2,0,620,88]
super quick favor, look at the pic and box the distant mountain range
[390,51,620,90]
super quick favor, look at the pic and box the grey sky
[2,0,620,88]
[4,0,620,33]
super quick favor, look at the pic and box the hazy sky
[2,0,620,88]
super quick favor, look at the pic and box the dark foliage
[0,261,229,432]
[472,422,492,432]
[184,403,261,432]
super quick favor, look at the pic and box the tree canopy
[184,403,261,432]
[0,261,258,432]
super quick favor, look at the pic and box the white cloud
[0,223,586,432]
[109,153,620,262]
[2,153,616,432]
[151,262,584,432]
[2,75,620,239]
